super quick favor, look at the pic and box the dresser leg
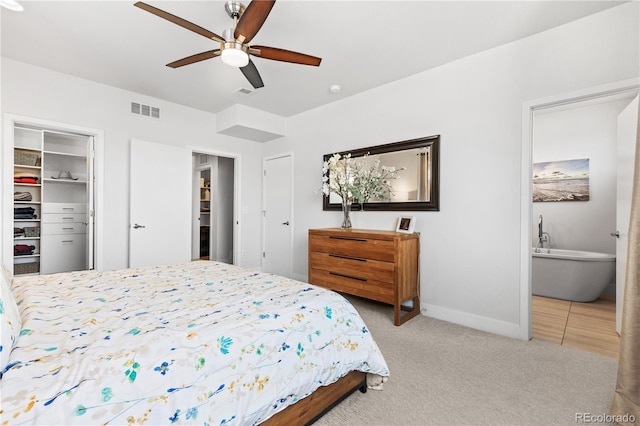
[394,296,420,326]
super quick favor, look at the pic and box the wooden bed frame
[261,371,367,425]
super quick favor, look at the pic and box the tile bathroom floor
[532,294,619,359]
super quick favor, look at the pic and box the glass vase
[341,198,352,229]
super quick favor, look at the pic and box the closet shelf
[43,178,87,184]
[43,150,87,158]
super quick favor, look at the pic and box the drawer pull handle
[329,272,367,282]
[62,227,74,230]
[329,236,367,242]
[62,208,74,211]
[61,240,74,243]
[329,254,366,262]
[62,217,74,220]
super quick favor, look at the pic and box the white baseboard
[422,303,524,341]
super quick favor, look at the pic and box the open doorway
[191,152,235,264]
[530,92,637,357]
[520,79,639,342]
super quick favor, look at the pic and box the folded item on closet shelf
[14,214,37,220]
[14,227,25,237]
[14,191,33,201]
[14,207,35,214]
[14,177,39,184]
[14,244,36,254]
[14,172,39,178]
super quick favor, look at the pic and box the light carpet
[315,296,618,426]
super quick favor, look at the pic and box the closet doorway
[3,115,103,274]
[192,153,235,264]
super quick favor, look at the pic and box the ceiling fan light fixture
[221,42,249,67]
[0,0,23,11]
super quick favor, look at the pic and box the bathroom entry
[191,153,234,263]
[530,90,638,352]
[532,93,637,280]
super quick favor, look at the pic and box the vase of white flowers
[322,153,401,229]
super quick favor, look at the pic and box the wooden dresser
[308,228,420,325]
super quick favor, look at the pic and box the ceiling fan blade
[134,2,225,44]
[167,50,221,68]
[234,0,275,44]
[251,45,321,66]
[240,59,264,89]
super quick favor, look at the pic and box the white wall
[532,97,634,254]
[1,59,265,270]
[262,3,639,338]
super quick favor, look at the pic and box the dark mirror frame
[322,135,440,212]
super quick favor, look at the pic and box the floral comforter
[1,261,389,425]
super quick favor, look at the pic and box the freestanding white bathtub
[532,248,615,302]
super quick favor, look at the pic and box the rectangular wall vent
[131,102,160,119]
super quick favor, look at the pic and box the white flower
[321,153,402,204]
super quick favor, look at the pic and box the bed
[0,261,389,425]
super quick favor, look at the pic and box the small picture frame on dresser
[395,216,415,233]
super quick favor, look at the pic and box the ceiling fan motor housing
[225,1,245,19]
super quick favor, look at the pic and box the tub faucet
[538,215,543,240]
[536,215,550,253]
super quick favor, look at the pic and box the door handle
[133,223,146,229]
[611,231,620,238]
[282,221,290,226]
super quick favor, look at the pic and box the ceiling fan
[134,0,322,89]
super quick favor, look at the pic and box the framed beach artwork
[532,158,590,202]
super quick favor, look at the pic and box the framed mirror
[322,135,440,211]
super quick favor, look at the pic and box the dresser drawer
[42,203,86,214]
[42,222,86,235]
[309,268,393,304]
[42,213,86,224]
[309,252,394,283]
[40,235,86,274]
[309,234,395,262]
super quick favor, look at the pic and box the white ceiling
[1,1,627,117]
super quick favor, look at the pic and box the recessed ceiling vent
[234,87,254,96]
[131,102,160,119]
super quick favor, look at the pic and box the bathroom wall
[532,96,635,255]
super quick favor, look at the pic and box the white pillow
[1,264,22,375]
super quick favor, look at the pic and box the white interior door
[262,154,292,277]
[616,95,639,333]
[129,139,191,268]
